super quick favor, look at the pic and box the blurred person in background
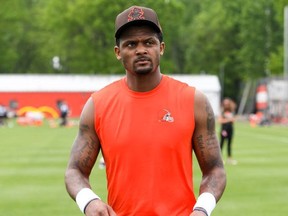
[59,101,69,126]
[218,97,237,165]
[0,104,8,126]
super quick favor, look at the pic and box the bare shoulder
[79,97,94,125]
[194,89,215,125]
[77,97,99,149]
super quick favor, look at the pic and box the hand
[85,199,117,216]
[189,210,207,216]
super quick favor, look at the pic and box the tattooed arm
[65,97,100,198]
[65,98,116,216]
[192,90,226,202]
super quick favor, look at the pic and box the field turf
[0,119,287,215]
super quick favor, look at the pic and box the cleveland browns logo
[128,7,145,21]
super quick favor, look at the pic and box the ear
[160,42,165,56]
[114,46,121,60]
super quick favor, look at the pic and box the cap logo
[127,7,145,22]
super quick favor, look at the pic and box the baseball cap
[115,6,162,39]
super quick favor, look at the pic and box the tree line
[0,0,287,99]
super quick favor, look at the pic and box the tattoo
[79,124,89,136]
[195,100,221,164]
[205,100,219,150]
[196,135,207,163]
[205,100,215,134]
[80,139,96,169]
[74,124,98,170]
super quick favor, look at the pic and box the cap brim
[115,20,161,38]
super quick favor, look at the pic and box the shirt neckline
[121,74,168,98]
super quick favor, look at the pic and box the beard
[132,57,155,75]
[134,64,153,74]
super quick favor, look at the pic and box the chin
[134,67,154,75]
[135,70,151,75]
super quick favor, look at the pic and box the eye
[146,40,154,46]
[127,42,136,48]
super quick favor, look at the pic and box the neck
[125,69,162,92]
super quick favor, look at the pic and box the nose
[135,44,147,55]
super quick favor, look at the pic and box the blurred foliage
[0,0,288,99]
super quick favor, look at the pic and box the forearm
[191,167,226,216]
[65,168,115,215]
[199,167,226,202]
[65,167,91,200]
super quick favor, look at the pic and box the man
[59,101,69,126]
[65,5,226,216]
[0,104,7,126]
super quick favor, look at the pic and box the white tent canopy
[0,74,221,115]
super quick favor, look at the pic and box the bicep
[68,97,101,177]
[192,90,222,173]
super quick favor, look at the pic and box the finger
[107,205,117,216]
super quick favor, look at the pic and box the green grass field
[0,119,287,216]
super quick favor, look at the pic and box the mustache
[135,56,151,63]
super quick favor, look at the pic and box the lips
[135,57,150,63]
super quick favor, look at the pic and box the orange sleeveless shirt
[92,75,196,215]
